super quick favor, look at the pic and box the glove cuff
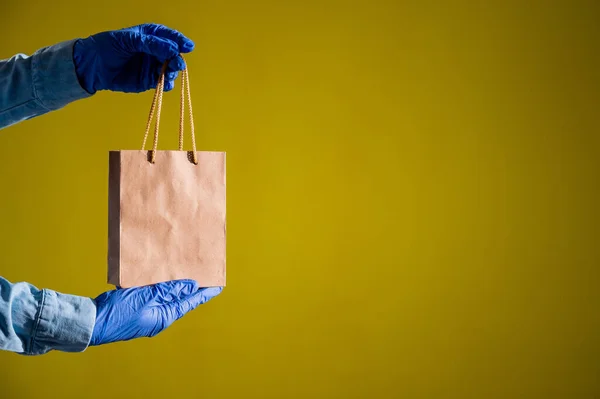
[72,38,97,94]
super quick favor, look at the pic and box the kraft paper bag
[108,63,226,288]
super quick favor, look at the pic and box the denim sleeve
[0,276,96,355]
[0,39,92,130]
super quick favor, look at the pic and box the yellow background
[0,1,599,398]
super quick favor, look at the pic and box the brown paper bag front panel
[111,150,226,288]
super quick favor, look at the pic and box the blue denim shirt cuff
[31,39,92,111]
[29,289,96,355]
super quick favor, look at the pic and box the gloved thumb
[122,32,179,62]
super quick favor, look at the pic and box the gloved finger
[123,32,179,62]
[125,279,197,307]
[143,23,195,53]
[166,70,178,92]
[164,79,175,92]
[162,287,223,323]
[153,63,178,80]
[166,55,186,73]
[165,71,178,81]
[154,279,199,303]
[180,287,223,311]
[153,64,178,91]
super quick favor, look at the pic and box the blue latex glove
[72,23,193,94]
[90,280,222,346]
